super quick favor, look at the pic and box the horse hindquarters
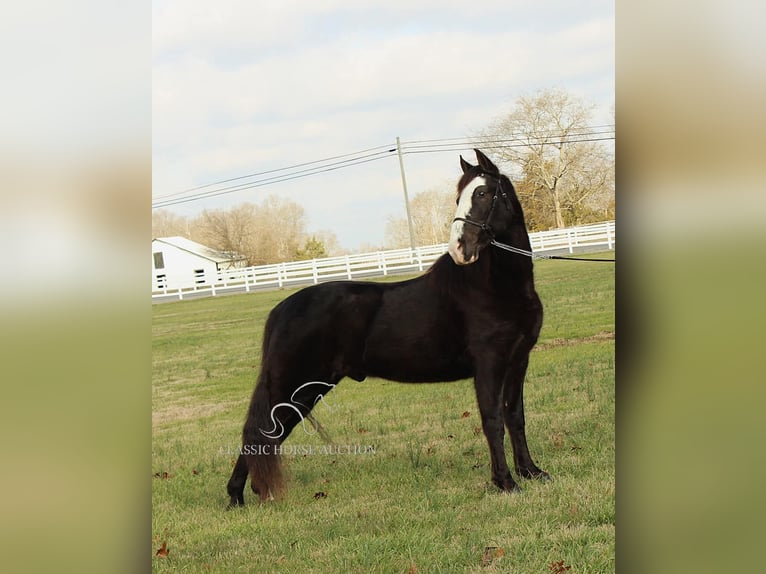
[228,282,383,506]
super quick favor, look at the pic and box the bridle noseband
[450,169,616,263]
[452,173,513,240]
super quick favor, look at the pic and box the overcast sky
[152,0,614,250]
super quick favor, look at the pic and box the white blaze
[448,176,486,265]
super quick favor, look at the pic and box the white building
[152,237,247,291]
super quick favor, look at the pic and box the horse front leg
[474,363,519,492]
[503,354,550,481]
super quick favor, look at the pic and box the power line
[399,130,614,153]
[152,142,396,202]
[152,151,397,209]
[152,127,614,210]
[400,135,615,155]
[401,124,615,145]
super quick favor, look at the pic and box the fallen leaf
[447,434,455,439]
[569,504,580,517]
[153,471,173,479]
[358,428,369,434]
[549,560,572,573]
[481,546,504,565]
[192,469,200,475]
[461,411,471,418]
[473,426,482,435]
[156,542,169,557]
[314,491,327,499]
[408,564,418,574]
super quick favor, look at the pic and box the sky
[152,0,614,251]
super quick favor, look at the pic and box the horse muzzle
[448,241,478,265]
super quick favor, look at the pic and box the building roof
[152,236,244,264]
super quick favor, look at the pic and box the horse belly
[362,303,472,383]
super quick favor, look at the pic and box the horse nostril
[460,243,479,265]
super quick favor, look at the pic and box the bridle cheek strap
[452,176,512,239]
[452,195,498,239]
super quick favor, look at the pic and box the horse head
[448,149,522,265]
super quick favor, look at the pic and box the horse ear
[474,149,498,172]
[459,155,473,173]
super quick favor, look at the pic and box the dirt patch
[535,331,614,351]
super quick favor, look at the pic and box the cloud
[152,0,614,248]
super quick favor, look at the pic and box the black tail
[227,309,285,506]
[242,374,285,501]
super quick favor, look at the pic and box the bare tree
[193,203,257,259]
[251,195,306,264]
[188,196,308,265]
[311,229,344,256]
[384,217,410,249]
[385,186,455,248]
[152,209,190,238]
[478,88,614,229]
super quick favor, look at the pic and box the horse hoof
[526,469,552,482]
[227,497,244,509]
[502,483,522,494]
[491,479,522,493]
[518,467,552,482]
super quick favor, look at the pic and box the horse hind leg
[225,445,283,508]
[226,454,248,508]
[239,374,341,504]
[225,378,288,507]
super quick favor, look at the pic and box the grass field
[152,252,615,573]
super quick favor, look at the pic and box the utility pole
[395,136,416,250]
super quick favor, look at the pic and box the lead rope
[490,240,615,262]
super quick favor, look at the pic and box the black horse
[227,149,549,506]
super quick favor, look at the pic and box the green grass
[152,252,615,573]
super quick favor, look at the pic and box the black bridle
[451,173,513,240]
[452,173,616,262]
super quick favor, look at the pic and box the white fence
[152,220,614,302]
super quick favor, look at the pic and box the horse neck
[487,224,535,289]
